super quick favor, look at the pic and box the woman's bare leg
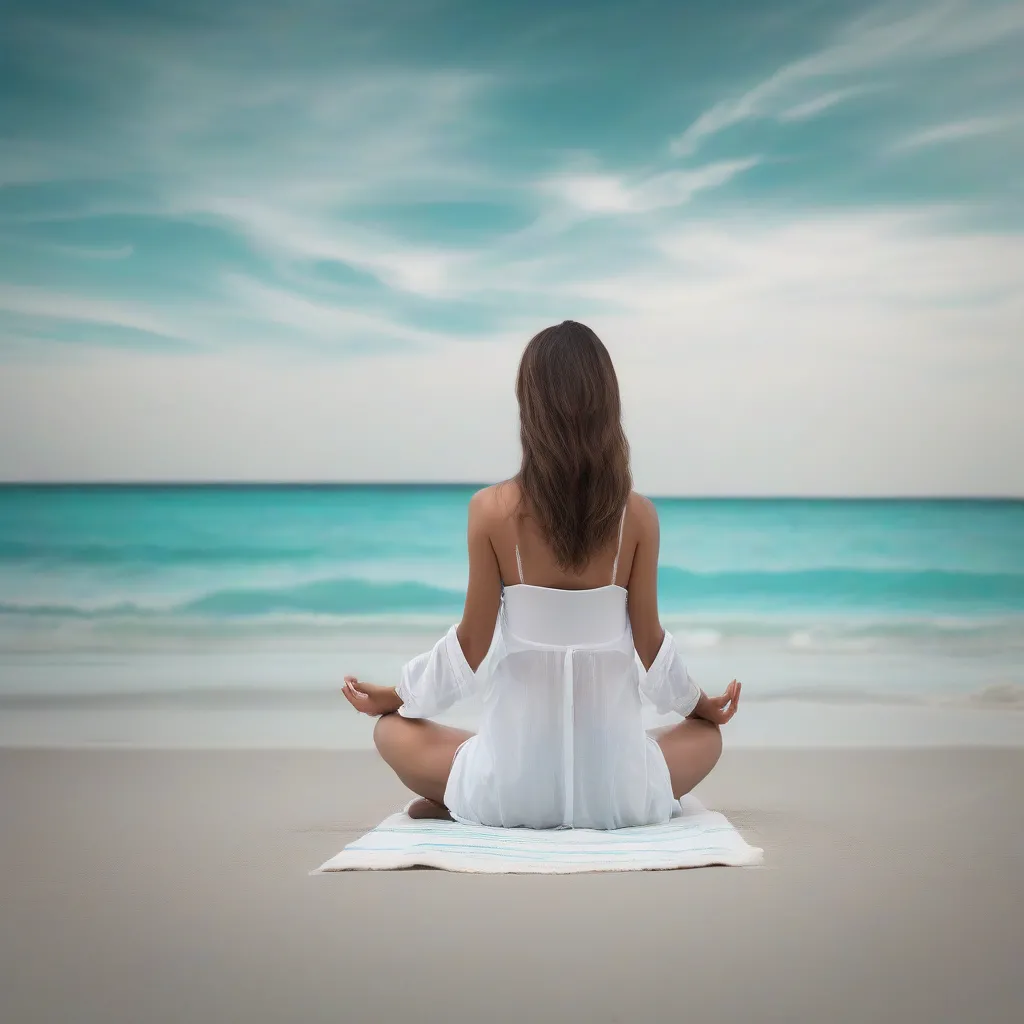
[649,718,723,799]
[372,713,474,818]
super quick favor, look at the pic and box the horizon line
[0,481,1022,502]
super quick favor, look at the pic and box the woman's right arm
[627,495,668,671]
[629,496,717,721]
[629,497,742,724]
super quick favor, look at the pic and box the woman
[343,321,741,829]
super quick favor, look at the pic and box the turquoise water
[0,485,1022,746]
[2,485,1023,621]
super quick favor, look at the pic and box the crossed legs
[647,717,723,799]
[372,712,724,818]
[372,714,472,819]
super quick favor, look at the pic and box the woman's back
[497,478,634,595]
[473,492,646,828]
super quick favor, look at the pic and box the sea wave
[2,567,1024,625]
[2,683,1022,711]
[674,629,723,649]
[745,684,1024,708]
[966,683,1024,707]
[0,539,328,565]
[657,566,1024,610]
[0,576,466,618]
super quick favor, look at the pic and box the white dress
[394,507,703,830]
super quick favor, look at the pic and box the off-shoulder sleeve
[395,625,477,719]
[638,630,702,717]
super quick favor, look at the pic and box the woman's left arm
[343,488,501,718]
[455,488,503,671]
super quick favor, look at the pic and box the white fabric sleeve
[639,630,702,717]
[395,624,477,720]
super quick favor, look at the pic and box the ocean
[1,485,1022,748]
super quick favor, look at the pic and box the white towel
[312,795,763,874]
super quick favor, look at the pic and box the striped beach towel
[312,794,763,874]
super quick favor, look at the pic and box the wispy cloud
[670,1,1024,155]
[5,206,1021,491]
[220,274,464,350]
[5,0,1018,360]
[0,0,1022,491]
[538,207,1024,330]
[891,114,1020,151]
[539,159,760,215]
[187,197,473,300]
[777,86,871,122]
[0,283,186,344]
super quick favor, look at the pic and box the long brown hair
[514,321,632,573]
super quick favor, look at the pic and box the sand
[1,747,1022,1024]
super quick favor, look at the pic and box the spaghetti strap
[611,503,628,586]
[513,512,525,584]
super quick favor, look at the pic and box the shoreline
[1,698,1022,750]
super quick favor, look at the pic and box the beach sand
[1,748,1022,1024]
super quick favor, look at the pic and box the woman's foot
[407,797,453,821]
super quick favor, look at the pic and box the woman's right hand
[342,677,403,717]
[692,680,741,725]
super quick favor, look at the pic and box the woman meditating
[343,320,741,829]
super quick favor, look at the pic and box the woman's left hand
[695,679,741,725]
[342,677,402,717]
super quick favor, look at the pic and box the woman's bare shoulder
[627,491,659,530]
[468,480,520,526]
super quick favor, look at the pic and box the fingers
[342,677,369,707]
[342,687,373,716]
[713,685,735,709]
[709,680,740,725]
[721,680,740,722]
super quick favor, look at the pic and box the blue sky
[1,0,1022,493]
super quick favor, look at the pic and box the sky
[0,0,1021,495]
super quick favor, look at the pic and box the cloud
[540,159,760,215]
[6,0,1013,348]
[777,87,870,122]
[1,0,1023,491]
[670,1,1024,155]
[556,207,1024,326]
[891,114,1020,151]
[3,205,1021,493]
[0,31,511,333]
[0,283,186,344]
[220,274,466,350]
[183,197,472,300]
